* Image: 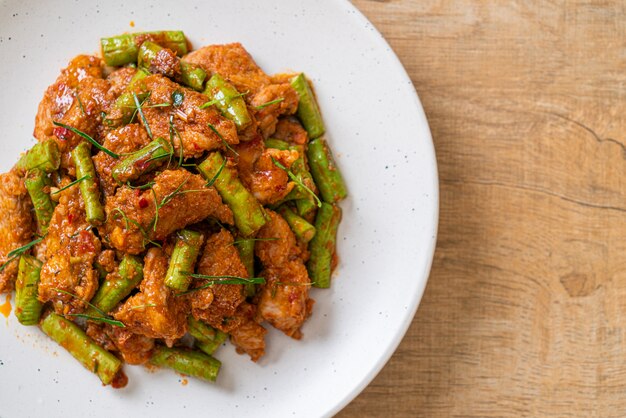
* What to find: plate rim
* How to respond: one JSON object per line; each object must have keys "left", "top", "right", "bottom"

{"left": 327, "top": 1, "right": 439, "bottom": 416}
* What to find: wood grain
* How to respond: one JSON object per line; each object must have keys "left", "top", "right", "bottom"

{"left": 340, "top": 1, "right": 626, "bottom": 416}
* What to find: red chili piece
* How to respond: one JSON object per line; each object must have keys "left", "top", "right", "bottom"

{"left": 53, "top": 126, "right": 71, "bottom": 141}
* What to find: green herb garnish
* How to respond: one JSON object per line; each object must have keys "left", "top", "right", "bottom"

{"left": 53, "top": 121, "right": 120, "bottom": 159}
{"left": 126, "top": 181, "right": 156, "bottom": 190}
{"left": 199, "top": 91, "right": 248, "bottom": 109}
{"left": 151, "top": 188, "right": 159, "bottom": 232}
{"left": 67, "top": 313, "right": 126, "bottom": 328}
{"left": 205, "top": 157, "right": 227, "bottom": 187}
{"left": 52, "top": 175, "right": 91, "bottom": 195}
{"left": 177, "top": 274, "right": 266, "bottom": 296}
{"left": 132, "top": 92, "right": 153, "bottom": 139}
{"left": 0, "top": 236, "right": 45, "bottom": 273}
{"left": 271, "top": 156, "right": 321, "bottom": 207}
{"left": 51, "top": 287, "right": 126, "bottom": 328}
{"left": 76, "top": 92, "right": 86, "bottom": 116}
{"left": 129, "top": 303, "right": 157, "bottom": 310}
{"left": 255, "top": 97, "right": 284, "bottom": 110}
{"left": 172, "top": 90, "right": 185, "bottom": 107}
{"left": 207, "top": 123, "right": 238, "bottom": 156}
{"left": 199, "top": 99, "right": 219, "bottom": 109}
{"left": 230, "top": 238, "right": 279, "bottom": 246}
{"left": 111, "top": 208, "right": 161, "bottom": 248}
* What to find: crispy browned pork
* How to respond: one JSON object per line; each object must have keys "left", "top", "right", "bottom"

{"left": 103, "top": 169, "right": 233, "bottom": 254}
{"left": 38, "top": 186, "right": 102, "bottom": 314}
{"left": 255, "top": 210, "right": 313, "bottom": 339}
{"left": 0, "top": 172, "right": 34, "bottom": 294}
{"left": 114, "top": 248, "right": 188, "bottom": 344}
{"left": 189, "top": 229, "right": 247, "bottom": 331}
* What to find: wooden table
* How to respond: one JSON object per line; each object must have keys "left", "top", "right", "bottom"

{"left": 340, "top": 1, "right": 626, "bottom": 416}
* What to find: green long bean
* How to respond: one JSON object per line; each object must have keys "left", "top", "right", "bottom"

{"left": 150, "top": 346, "right": 221, "bottom": 382}
{"left": 164, "top": 230, "right": 204, "bottom": 292}
{"left": 14, "top": 255, "right": 43, "bottom": 326}
{"left": 40, "top": 313, "right": 123, "bottom": 385}
{"left": 89, "top": 255, "right": 144, "bottom": 315}
{"left": 307, "top": 203, "right": 342, "bottom": 288}
{"left": 198, "top": 152, "right": 267, "bottom": 236}
{"left": 71, "top": 142, "right": 105, "bottom": 225}
{"left": 24, "top": 169, "right": 55, "bottom": 234}
{"left": 101, "top": 31, "right": 188, "bottom": 66}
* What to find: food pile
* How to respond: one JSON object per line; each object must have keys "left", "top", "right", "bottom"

{"left": 0, "top": 30, "right": 346, "bottom": 387}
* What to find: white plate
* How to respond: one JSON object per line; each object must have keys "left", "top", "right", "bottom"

{"left": 0, "top": 1, "right": 438, "bottom": 416}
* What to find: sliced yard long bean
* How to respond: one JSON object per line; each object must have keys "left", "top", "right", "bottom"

{"left": 278, "top": 205, "right": 316, "bottom": 243}
{"left": 15, "top": 140, "right": 60, "bottom": 174}
{"left": 72, "top": 142, "right": 105, "bottom": 225}
{"left": 307, "top": 137, "right": 347, "bottom": 203}
{"left": 180, "top": 61, "right": 207, "bottom": 92}
{"left": 234, "top": 238, "right": 256, "bottom": 297}
{"left": 150, "top": 346, "right": 221, "bottom": 382}
{"left": 307, "top": 202, "right": 342, "bottom": 289}
{"left": 296, "top": 196, "right": 318, "bottom": 221}
{"left": 164, "top": 229, "right": 204, "bottom": 292}
{"left": 24, "top": 169, "right": 55, "bottom": 234}
{"left": 89, "top": 255, "right": 144, "bottom": 315}
{"left": 14, "top": 255, "right": 43, "bottom": 326}
{"left": 101, "top": 31, "right": 188, "bottom": 66}
{"left": 291, "top": 73, "right": 325, "bottom": 139}
{"left": 188, "top": 317, "right": 228, "bottom": 356}
{"left": 112, "top": 69, "right": 149, "bottom": 125}
{"left": 203, "top": 73, "right": 252, "bottom": 131}
{"left": 112, "top": 137, "right": 172, "bottom": 183}
{"left": 198, "top": 152, "right": 267, "bottom": 236}
{"left": 40, "top": 313, "right": 123, "bottom": 385}
{"left": 264, "top": 138, "right": 290, "bottom": 150}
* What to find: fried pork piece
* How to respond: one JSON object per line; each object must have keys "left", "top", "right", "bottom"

{"left": 257, "top": 261, "right": 312, "bottom": 339}
{"left": 183, "top": 43, "right": 298, "bottom": 138}
{"left": 96, "top": 249, "right": 117, "bottom": 276}
{"left": 93, "top": 124, "right": 151, "bottom": 196}
{"left": 33, "top": 56, "right": 115, "bottom": 169}
{"left": 86, "top": 322, "right": 155, "bottom": 365}
{"left": 229, "top": 303, "right": 267, "bottom": 362}
{"left": 54, "top": 77, "right": 114, "bottom": 170}
{"left": 106, "top": 67, "right": 138, "bottom": 97}
{"left": 114, "top": 248, "right": 188, "bottom": 343}
{"left": 135, "top": 75, "right": 238, "bottom": 159}
{"left": 38, "top": 186, "right": 102, "bottom": 313}
{"left": 273, "top": 117, "right": 309, "bottom": 146}
{"left": 0, "top": 172, "right": 34, "bottom": 294}
{"left": 255, "top": 210, "right": 313, "bottom": 339}
{"left": 235, "top": 135, "right": 298, "bottom": 205}
{"left": 34, "top": 55, "right": 103, "bottom": 142}
{"left": 249, "top": 83, "right": 298, "bottom": 138}
{"left": 248, "top": 148, "right": 298, "bottom": 205}
{"left": 256, "top": 210, "right": 300, "bottom": 266}
{"left": 144, "top": 46, "right": 181, "bottom": 79}
{"left": 189, "top": 229, "right": 247, "bottom": 332}
{"left": 103, "top": 169, "right": 233, "bottom": 254}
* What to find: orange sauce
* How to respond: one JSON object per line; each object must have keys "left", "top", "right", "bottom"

{"left": 0, "top": 294, "right": 11, "bottom": 318}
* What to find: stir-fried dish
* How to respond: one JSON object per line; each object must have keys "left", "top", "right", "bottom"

{"left": 0, "top": 31, "right": 347, "bottom": 387}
